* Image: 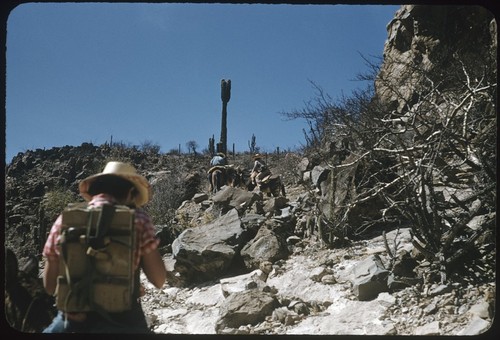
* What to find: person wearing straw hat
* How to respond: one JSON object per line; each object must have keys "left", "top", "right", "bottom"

{"left": 250, "top": 153, "right": 271, "bottom": 186}
{"left": 42, "top": 161, "right": 166, "bottom": 333}
{"left": 210, "top": 152, "right": 227, "bottom": 167}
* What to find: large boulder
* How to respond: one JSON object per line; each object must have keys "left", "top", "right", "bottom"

{"left": 240, "top": 226, "right": 289, "bottom": 270}
{"left": 212, "top": 186, "right": 261, "bottom": 214}
{"left": 351, "top": 255, "right": 390, "bottom": 301}
{"left": 215, "top": 289, "right": 278, "bottom": 333}
{"left": 171, "top": 209, "right": 253, "bottom": 284}
{"left": 262, "top": 196, "right": 289, "bottom": 215}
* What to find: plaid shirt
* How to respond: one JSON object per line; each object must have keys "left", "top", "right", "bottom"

{"left": 42, "top": 193, "right": 159, "bottom": 270}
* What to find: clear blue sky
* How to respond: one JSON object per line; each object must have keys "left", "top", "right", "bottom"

{"left": 5, "top": 2, "right": 401, "bottom": 163}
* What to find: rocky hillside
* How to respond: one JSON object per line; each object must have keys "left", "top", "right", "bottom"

{"left": 5, "top": 143, "right": 204, "bottom": 262}
{"left": 4, "top": 143, "right": 297, "bottom": 265}
{"left": 4, "top": 4, "right": 496, "bottom": 336}
{"left": 4, "top": 142, "right": 495, "bottom": 335}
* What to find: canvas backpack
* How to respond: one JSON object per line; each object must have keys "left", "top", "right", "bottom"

{"left": 55, "top": 202, "right": 138, "bottom": 313}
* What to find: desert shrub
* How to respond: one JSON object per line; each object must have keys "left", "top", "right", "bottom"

{"left": 269, "top": 152, "right": 303, "bottom": 185}
{"left": 146, "top": 172, "right": 186, "bottom": 225}
{"left": 280, "top": 8, "right": 496, "bottom": 283}
{"left": 42, "top": 187, "right": 78, "bottom": 222}
{"left": 140, "top": 140, "right": 161, "bottom": 154}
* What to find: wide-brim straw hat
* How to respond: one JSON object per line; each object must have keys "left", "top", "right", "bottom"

{"left": 252, "top": 153, "right": 263, "bottom": 160}
{"left": 79, "top": 161, "right": 151, "bottom": 207}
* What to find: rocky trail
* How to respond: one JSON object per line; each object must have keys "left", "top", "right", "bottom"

{"left": 4, "top": 146, "right": 495, "bottom": 336}
{"left": 139, "top": 185, "right": 495, "bottom": 336}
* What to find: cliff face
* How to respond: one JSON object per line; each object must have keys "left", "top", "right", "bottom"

{"left": 320, "top": 5, "right": 496, "bottom": 254}
{"left": 376, "top": 5, "right": 496, "bottom": 112}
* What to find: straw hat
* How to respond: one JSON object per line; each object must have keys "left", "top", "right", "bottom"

{"left": 252, "top": 153, "right": 263, "bottom": 160}
{"left": 79, "top": 161, "right": 151, "bottom": 207}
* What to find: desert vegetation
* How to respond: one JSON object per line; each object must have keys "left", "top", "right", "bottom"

{"left": 279, "top": 5, "right": 496, "bottom": 283}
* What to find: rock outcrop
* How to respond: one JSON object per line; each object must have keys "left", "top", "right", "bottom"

{"left": 377, "top": 5, "right": 496, "bottom": 112}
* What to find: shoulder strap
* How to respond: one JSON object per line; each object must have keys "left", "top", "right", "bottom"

{"left": 87, "top": 204, "right": 116, "bottom": 250}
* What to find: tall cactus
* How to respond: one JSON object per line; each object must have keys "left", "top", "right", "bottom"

{"left": 208, "top": 135, "right": 215, "bottom": 156}
{"left": 220, "top": 79, "right": 231, "bottom": 154}
{"left": 248, "top": 133, "right": 257, "bottom": 154}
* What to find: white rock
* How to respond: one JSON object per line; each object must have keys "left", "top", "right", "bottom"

{"left": 467, "top": 301, "right": 491, "bottom": 319}
{"left": 458, "top": 318, "right": 491, "bottom": 335}
{"left": 414, "top": 321, "right": 440, "bottom": 335}
{"left": 377, "top": 292, "right": 396, "bottom": 307}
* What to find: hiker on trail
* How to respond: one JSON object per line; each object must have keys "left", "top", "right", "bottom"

{"left": 210, "top": 152, "right": 227, "bottom": 167}
{"left": 250, "top": 153, "right": 271, "bottom": 186}
{"left": 42, "top": 161, "right": 166, "bottom": 333}
{"left": 208, "top": 152, "right": 228, "bottom": 192}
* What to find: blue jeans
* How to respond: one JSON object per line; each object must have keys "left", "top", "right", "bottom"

{"left": 43, "top": 304, "right": 152, "bottom": 334}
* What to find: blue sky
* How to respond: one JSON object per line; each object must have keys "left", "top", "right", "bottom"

{"left": 5, "top": 2, "right": 401, "bottom": 163}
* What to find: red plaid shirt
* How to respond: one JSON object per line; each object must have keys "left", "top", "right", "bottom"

{"left": 43, "top": 193, "right": 159, "bottom": 270}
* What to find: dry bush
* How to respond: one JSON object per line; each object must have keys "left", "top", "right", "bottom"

{"left": 146, "top": 172, "right": 186, "bottom": 225}
{"left": 268, "top": 152, "right": 303, "bottom": 185}
{"left": 41, "top": 187, "right": 78, "bottom": 223}
{"left": 278, "top": 7, "right": 496, "bottom": 284}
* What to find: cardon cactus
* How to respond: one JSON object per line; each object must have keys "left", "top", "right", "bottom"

{"left": 220, "top": 79, "right": 231, "bottom": 154}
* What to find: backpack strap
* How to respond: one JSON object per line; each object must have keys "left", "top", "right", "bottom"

{"left": 60, "top": 202, "right": 89, "bottom": 289}
{"left": 87, "top": 204, "right": 116, "bottom": 250}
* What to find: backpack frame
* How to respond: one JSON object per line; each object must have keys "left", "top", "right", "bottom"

{"left": 55, "top": 202, "right": 138, "bottom": 313}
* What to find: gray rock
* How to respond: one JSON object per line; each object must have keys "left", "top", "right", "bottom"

{"left": 310, "top": 165, "right": 330, "bottom": 189}
{"left": 309, "top": 267, "right": 332, "bottom": 282}
{"left": 215, "top": 290, "right": 278, "bottom": 333}
{"left": 351, "top": 255, "right": 389, "bottom": 301}
{"left": 241, "top": 226, "right": 289, "bottom": 270}
{"left": 263, "top": 196, "right": 289, "bottom": 214}
{"left": 220, "top": 269, "right": 269, "bottom": 297}
{"left": 171, "top": 209, "right": 250, "bottom": 283}
{"left": 192, "top": 192, "right": 208, "bottom": 203}
{"left": 297, "top": 157, "right": 312, "bottom": 174}
{"left": 321, "top": 274, "right": 337, "bottom": 285}
{"left": 428, "top": 284, "right": 451, "bottom": 297}
{"left": 423, "top": 302, "right": 437, "bottom": 315}
{"left": 212, "top": 186, "right": 261, "bottom": 213}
